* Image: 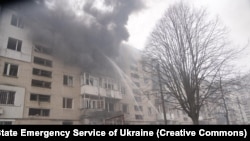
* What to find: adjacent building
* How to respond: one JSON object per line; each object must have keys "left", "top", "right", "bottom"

{"left": 0, "top": 5, "right": 248, "bottom": 125}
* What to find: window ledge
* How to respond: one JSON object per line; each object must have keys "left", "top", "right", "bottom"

{"left": 3, "top": 75, "right": 18, "bottom": 78}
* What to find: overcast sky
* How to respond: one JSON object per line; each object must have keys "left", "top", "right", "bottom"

{"left": 126, "top": 0, "right": 250, "bottom": 73}
{"left": 10, "top": 0, "right": 250, "bottom": 73}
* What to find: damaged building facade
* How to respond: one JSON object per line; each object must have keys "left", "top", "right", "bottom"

{"left": 0, "top": 6, "right": 161, "bottom": 125}
{"left": 1, "top": 4, "right": 245, "bottom": 125}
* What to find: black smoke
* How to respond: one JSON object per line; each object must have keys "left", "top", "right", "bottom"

{"left": 4, "top": 0, "right": 144, "bottom": 75}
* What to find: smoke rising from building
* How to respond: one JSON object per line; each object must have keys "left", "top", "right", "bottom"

{"left": 4, "top": 0, "right": 144, "bottom": 75}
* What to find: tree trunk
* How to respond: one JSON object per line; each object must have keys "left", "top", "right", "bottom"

{"left": 190, "top": 114, "right": 199, "bottom": 125}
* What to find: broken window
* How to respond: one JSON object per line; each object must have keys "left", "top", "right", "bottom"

{"left": 30, "top": 93, "right": 50, "bottom": 102}
{"left": 28, "top": 108, "right": 50, "bottom": 117}
{"left": 34, "top": 45, "right": 52, "bottom": 55}
{"left": 63, "top": 75, "right": 73, "bottom": 86}
{"left": 3, "top": 63, "right": 18, "bottom": 77}
{"left": 33, "top": 56, "right": 52, "bottom": 67}
{"left": 63, "top": 97, "right": 73, "bottom": 109}
{"left": 32, "top": 68, "right": 52, "bottom": 78}
{"left": 10, "top": 14, "right": 23, "bottom": 28}
{"left": 0, "top": 90, "right": 15, "bottom": 105}
{"left": 7, "top": 37, "right": 22, "bottom": 51}
{"left": 31, "top": 79, "right": 51, "bottom": 88}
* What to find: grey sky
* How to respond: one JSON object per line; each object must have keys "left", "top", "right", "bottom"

{"left": 126, "top": 0, "right": 250, "bottom": 73}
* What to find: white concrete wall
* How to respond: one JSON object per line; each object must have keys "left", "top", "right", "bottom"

{"left": 0, "top": 85, "right": 25, "bottom": 119}
{"left": 0, "top": 8, "right": 32, "bottom": 62}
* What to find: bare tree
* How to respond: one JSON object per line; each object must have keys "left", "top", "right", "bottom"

{"left": 142, "top": 2, "right": 243, "bottom": 124}
{"left": 213, "top": 73, "right": 250, "bottom": 124}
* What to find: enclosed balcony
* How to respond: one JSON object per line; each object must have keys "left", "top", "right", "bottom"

{"left": 80, "top": 72, "right": 122, "bottom": 99}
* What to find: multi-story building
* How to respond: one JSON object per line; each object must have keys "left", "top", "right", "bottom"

{"left": 2, "top": 4, "right": 246, "bottom": 125}
{"left": 0, "top": 5, "right": 159, "bottom": 125}
{"left": 0, "top": 6, "right": 81, "bottom": 124}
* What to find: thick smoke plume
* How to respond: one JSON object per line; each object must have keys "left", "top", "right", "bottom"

{"left": 5, "top": 0, "right": 144, "bottom": 75}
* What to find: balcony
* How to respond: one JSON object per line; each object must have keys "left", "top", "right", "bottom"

{"left": 81, "top": 85, "right": 122, "bottom": 99}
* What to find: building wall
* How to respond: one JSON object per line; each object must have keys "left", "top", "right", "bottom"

{"left": 0, "top": 85, "right": 25, "bottom": 120}
{"left": 0, "top": 7, "right": 81, "bottom": 124}
{"left": 0, "top": 8, "right": 32, "bottom": 62}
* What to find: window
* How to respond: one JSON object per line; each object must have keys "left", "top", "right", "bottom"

{"left": 0, "top": 121, "right": 12, "bottom": 125}
{"left": 34, "top": 45, "right": 52, "bottom": 55}
{"left": 105, "top": 102, "right": 114, "bottom": 112}
{"left": 33, "top": 56, "right": 52, "bottom": 67}
{"left": 63, "top": 75, "right": 73, "bottom": 86}
{"left": 134, "top": 105, "right": 143, "bottom": 111}
{"left": 135, "top": 114, "right": 143, "bottom": 120}
{"left": 122, "top": 104, "right": 128, "bottom": 113}
{"left": 3, "top": 63, "right": 18, "bottom": 77}
{"left": 28, "top": 108, "right": 50, "bottom": 117}
{"left": 120, "top": 87, "right": 126, "bottom": 95}
{"left": 30, "top": 93, "right": 50, "bottom": 102}
{"left": 7, "top": 37, "right": 22, "bottom": 51}
{"left": 31, "top": 79, "right": 51, "bottom": 88}
{"left": 33, "top": 68, "right": 52, "bottom": 78}
{"left": 11, "top": 14, "right": 23, "bottom": 28}
{"left": 63, "top": 98, "right": 73, "bottom": 109}
{"left": 82, "top": 98, "right": 104, "bottom": 109}
{"left": 134, "top": 96, "right": 142, "bottom": 102}
{"left": 0, "top": 90, "right": 15, "bottom": 105}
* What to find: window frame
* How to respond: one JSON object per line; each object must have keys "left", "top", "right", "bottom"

{"left": 63, "top": 97, "right": 73, "bottom": 109}
{"left": 63, "top": 75, "right": 73, "bottom": 86}
{"left": 28, "top": 108, "right": 50, "bottom": 117}
{"left": 33, "top": 56, "right": 52, "bottom": 67}
{"left": 10, "top": 14, "right": 23, "bottom": 28}
{"left": 32, "top": 68, "right": 52, "bottom": 78}
{"left": 0, "top": 90, "right": 15, "bottom": 105}
{"left": 30, "top": 93, "right": 50, "bottom": 102}
{"left": 3, "top": 62, "right": 18, "bottom": 77}
{"left": 7, "top": 37, "right": 22, "bottom": 51}
{"left": 31, "top": 79, "right": 51, "bottom": 89}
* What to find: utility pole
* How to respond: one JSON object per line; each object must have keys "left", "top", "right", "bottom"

{"left": 156, "top": 63, "right": 167, "bottom": 125}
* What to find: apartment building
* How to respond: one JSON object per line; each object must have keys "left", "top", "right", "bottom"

{"left": 79, "top": 46, "right": 159, "bottom": 124}
{"left": 0, "top": 6, "right": 160, "bottom": 125}
{"left": 0, "top": 6, "right": 81, "bottom": 124}
{"left": 1, "top": 4, "right": 238, "bottom": 125}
